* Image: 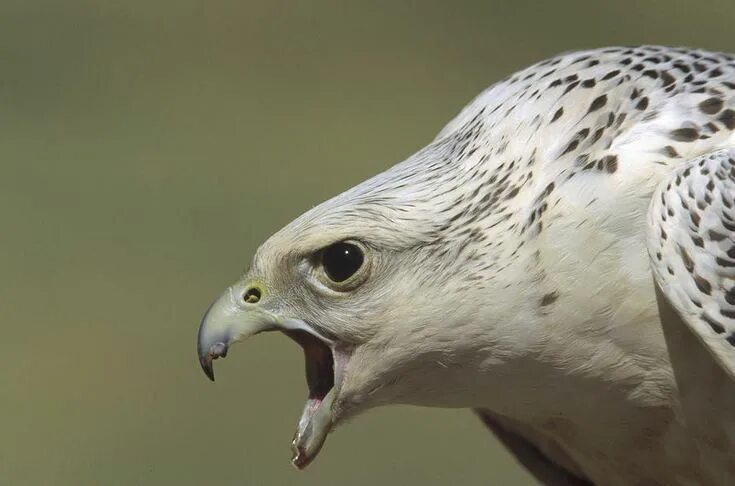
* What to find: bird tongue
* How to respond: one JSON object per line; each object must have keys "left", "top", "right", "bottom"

{"left": 291, "top": 387, "right": 336, "bottom": 469}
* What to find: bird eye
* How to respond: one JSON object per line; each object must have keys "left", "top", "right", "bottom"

{"left": 321, "top": 241, "right": 365, "bottom": 283}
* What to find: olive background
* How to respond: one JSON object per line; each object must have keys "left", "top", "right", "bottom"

{"left": 3, "top": 1, "right": 735, "bottom": 484}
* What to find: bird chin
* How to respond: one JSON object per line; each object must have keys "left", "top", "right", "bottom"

{"left": 283, "top": 329, "right": 349, "bottom": 469}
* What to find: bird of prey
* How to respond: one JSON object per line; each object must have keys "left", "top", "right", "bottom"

{"left": 198, "top": 46, "right": 735, "bottom": 485}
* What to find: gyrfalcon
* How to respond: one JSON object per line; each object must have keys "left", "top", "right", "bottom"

{"left": 198, "top": 46, "right": 735, "bottom": 485}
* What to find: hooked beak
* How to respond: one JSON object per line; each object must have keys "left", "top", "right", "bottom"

{"left": 197, "top": 288, "right": 279, "bottom": 382}
{"left": 197, "top": 286, "right": 343, "bottom": 469}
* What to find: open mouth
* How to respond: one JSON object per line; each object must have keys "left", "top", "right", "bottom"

{"left": 283, "top": 329, "right": 336, "bottom": 469}
{"left": 282, "top": 329, "right": 342, "bottom": 469}
{"left": 197, "top": 290, "right": 348, "bottom": 469}
{"left": 284, "top": 329, "right": 334, "bottom": 417}
{"left": 200, "top": 327, "right": 342, "bottom": 468}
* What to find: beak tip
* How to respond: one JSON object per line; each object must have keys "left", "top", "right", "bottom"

{"left": 204, "top": 368, "right": 216, "bottom": 382}
{"left": 291, "top": 449, "right": 308, "bottom": 470}
{"left": 199, "top": 355, "right": 216, "bottom": 382}
{"left": 197, "top": 339, "right": 229, "bottom": 382}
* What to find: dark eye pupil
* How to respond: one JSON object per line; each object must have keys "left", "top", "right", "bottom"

{"left": 322, "top": 242, "right": 364, "bottom": 282}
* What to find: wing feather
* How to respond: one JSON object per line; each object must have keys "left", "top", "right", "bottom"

{"left": 648, "top": 147, "right": 735, "bottom": 379}
{"left": 647, "top": 147, "right": 735, "bottom": 482}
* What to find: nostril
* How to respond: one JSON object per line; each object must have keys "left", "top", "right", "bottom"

{"left": 242, "top": 286, "right": 262, "bottom": 304}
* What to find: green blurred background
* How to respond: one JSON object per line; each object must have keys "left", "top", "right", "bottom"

{"left": 3, "top": 1, "right": 735, "bottom": 484}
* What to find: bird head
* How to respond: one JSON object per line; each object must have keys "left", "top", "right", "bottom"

{"left": 198, "top": 135, "right": 517, "bottom": 468}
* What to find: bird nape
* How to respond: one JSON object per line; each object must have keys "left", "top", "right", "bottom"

{"left": 198, "top": 46, "right": 735, "bottom": 485}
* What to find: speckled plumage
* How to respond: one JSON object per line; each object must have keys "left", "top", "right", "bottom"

{"left": 201, "top": 46, "right": 735, "bottom": 485}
